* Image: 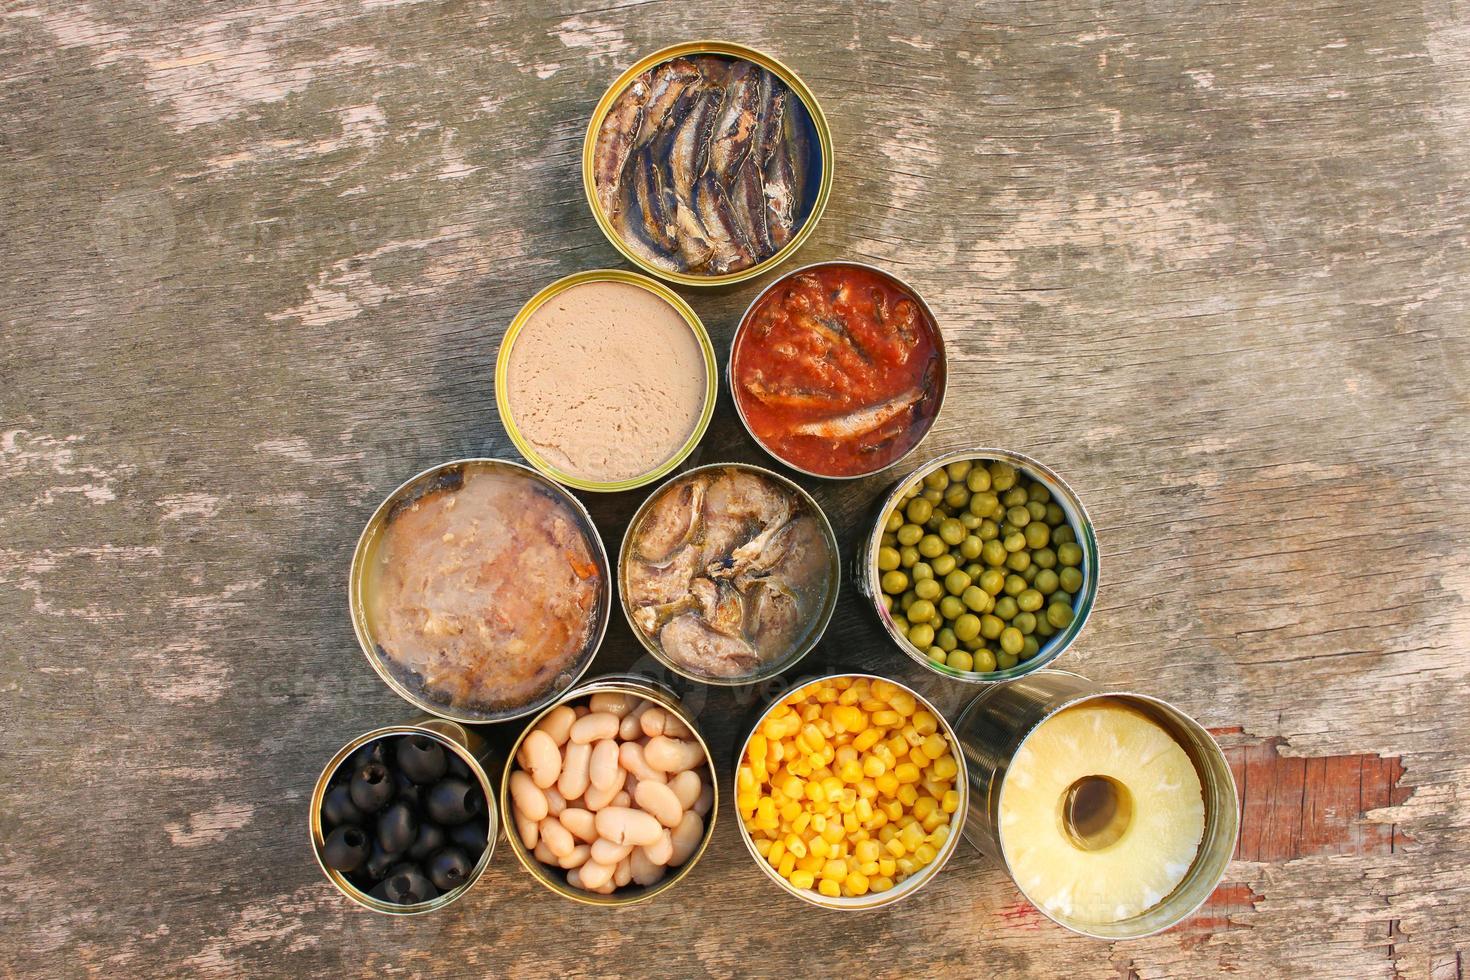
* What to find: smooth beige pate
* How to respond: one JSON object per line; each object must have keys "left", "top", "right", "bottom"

{"left": 506, "top": 281, "right": 707, "bottom": 483}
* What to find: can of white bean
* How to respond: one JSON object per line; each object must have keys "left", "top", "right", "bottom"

{"left": 499, "top": 674, "right": 719, "bottom": 906}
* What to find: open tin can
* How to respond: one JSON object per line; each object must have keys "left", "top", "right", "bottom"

{"left": 581, "top": 41, "right": 833, "bottom": 287}
{"left": 855, "top": 448, "right": 1099, "bottom": 683}
{"left": 617, "top": 461, "right": 841, "bottom": 686}
{"left": 733, "top": 672, "right": 970, "bottom": 910}
{"left": 494, "top": 269, "right": 718, "bottom": 493}
{"left": 309, "top": 718, "right": 499, "bottom": 915}
{"left": 500, "top": 674, "right": 719, "bottom": 906}
{"left": 349, "top": 458, "right": 611, "bottom": 723}
{"left": 955, "top": 670, "right": 1239, "bottom": 939}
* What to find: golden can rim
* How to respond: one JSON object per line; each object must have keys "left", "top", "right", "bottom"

{"left": 860, "top": 447, "right": 1101, "bottom": 685}
{"left": 580, "top": 40, "right": 835, "bottom": 288}
{"left": 348, "top": 457, "right": 612, "bottom": 723}
{"left": 499, "top": 676, "right": 720, "bottom": 906}
{"left": 309, "top": 722, "right": 499, "bottom": 915}
{"left": 494, "top": 269, "right": 719, "bottom": 492}
{"left": 727, "top": 260, "right": 949, "bottom": 481}
{"left": 615, "top": 460, "right": 842, "bottom": 687}
{"left": 732, "top": 671, "right": 971, "bottom": 910}
{"left": 955, "top": 680, "right": 1241, "bottom": 940}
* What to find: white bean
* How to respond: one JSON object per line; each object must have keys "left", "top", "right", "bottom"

{"left": 630, "top": 846, "right": 666, "bottom": 886}
{"left": 533, "top": 839, "right": 558, "bottom": 865}
{"left": 582, "top": 766, "right": 625, "bottom": 811}
{"left": 639, "top": 706, "right": 667, "bottom": 738}
{"left": 643, "top": 736, "right": 705, "bottom": 774}
{"left": 533, "top": 705, "right": 577, "bottom": 748}
{"left": 594, "top": 806, "right": 664, "bottom": 847}
{"left": 663, "top": 714, "right": 693, "bottom": 739}
{"left": 668, "top": 770, "right": 702, "bottom": 810}
{"left": 515, "top": 811, "right": 539, "bottom": 849}
{"left": 558, "top": 807, "right": 597, "bottom": 844}
{"left": 614, "top": 855, "right": 633, "bottom": 888}
{"left": 611, "top": 790, "right": 630, "bottom": 808}
{"left": 669, "top": 811, "right": 703, "bottom": 866}
{"left": 556, "top": 843, "right": 590, "bottom": 869}
{"left": 570, "top": 711, "right": 619, "bottom": 744}
{"left": 619, "top": 701, "right": 651, "bottom": 740}
{"left": 591, "top": 837, "right": 633, "bottom": 865}
{"left": 640, "top": 829, "right": 673, "bottom": 866}
{"left": 589, "top": 738, "right": 621, "bottom": 791}
{"left": 578, "top": 859, "right": 615, "bottom": 889}
{"left": 510, "top": 770, "right": 548, "bottom": 822}
{"left": 539, "top": 816, "right": 575, "bottom": 858}
{"left": 618, "top": 741, "right": 666, "bottom": 784}
{"left": 522, "top": 730, "right": 562, "bottom": 789}
{"left": 557, "top": 741, "right": 591, "bottom": 801}
{"left": 543, "top": 785, "right": 567, "bottom": 817}
{"left": 693, "top": 782, "right": 714, "bottom": 817}
{"left": 589, "top": 691, "right": 635, "bottom": 718}
{"left": 565, "top": 866, "right": 583, "bottom": 890}
{"left": 635, "top": 780, "right": 684, "bottom": 829}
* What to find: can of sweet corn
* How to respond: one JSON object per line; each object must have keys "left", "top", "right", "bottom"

{"left": 954, "top": 670, "right": 1238, "bottom": 939}
{"left": 732, "top": 672, "right": 969, "bottom": 910}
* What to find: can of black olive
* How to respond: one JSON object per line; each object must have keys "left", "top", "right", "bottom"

{"left": 582, "top": 41, "right": 833, "bottom": 287}
{"left": 500, "top": 674, "right": 718, "bottom": 907}
{"left": 955, "top": 670, "right": 1239, "bottom": 939}
{"left": 309, "top": 718, "right": 499, "bottom": 915}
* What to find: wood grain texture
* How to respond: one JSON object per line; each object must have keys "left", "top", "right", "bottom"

{"left": 2, "top": 0, "right": 1467, "bottom": 976}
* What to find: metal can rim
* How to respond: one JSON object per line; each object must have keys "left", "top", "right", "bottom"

{"left": 580, "top": 40, "right": 834, "bottom": 288}
{"left": 726, "top": 259, "right": 948, "bottom": 481}
{"left": 860, "top": 447, "right": 1101, "bottom": 685}
{"left": 615, "top": 460, "right": 842, "bottom": 686}
{"left": 498, "top": 676, "right": 720, "bottom": 906}
{"left": 308, "top": 722, "right": 499, "bottom": 915}
{"left": 494, "top": 268, "right": 719, "bottom": 493}
{"left": 732, "top": 671, "right": 971, "bottom": 910}
{"left": 348, "top": 457, "right": 612, "bottom": 723}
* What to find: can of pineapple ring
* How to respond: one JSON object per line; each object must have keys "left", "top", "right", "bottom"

{"left": 954, "top": 670, "right": 1239, "bottom": 940}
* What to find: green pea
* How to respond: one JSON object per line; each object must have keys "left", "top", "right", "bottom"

{"left": 937, "top": 518, "right": 965, "bottom": 546}
{"left": 944, "top": 485, "right": 971, "bottom": 510}
{"left": 968, "top": 492, "right": 1000, "bottom": 519}
{"left": 881, "top": 570, "right": 909, "bottom": 594}
{"left": 896, "top": 523, "right": 924, "bottom": 546}
{"left": 880, "top": 593, "right": 893, "bottom": 612}
{"left": 979, "top": 568, "right": 1007, "bottom": 595}
{"left": 979, "top": 614, "right": 1005, "bottom": 640}
{"left": 1046, "top": 602, "right": 1074, "bottom": 629}
{"left": 902, "top": 481, "right": 923, "bottom": 500}
{"left": 1021, "top": 635, "right": 1040, "bottom": 660}
{"left": 1053, "top": 525, "right": 1076, "bottom": 545}
{"left": 1013, "top": 611, "right": 1037, "bottom": 635}
{"left": 998, "top": 489, "right": 1024, "bottom": 510}
{"left": 922, "top": 487, "right": 944, "bottom": 505}
{"left": 1028, "top": 482, "right": 1051, "bottom": 503}
{"left": 932, "top": 554, "right": 958, "bottom": 577}
{"left": 1026, "top": 500, "right": 1047, "bottom": 522}
{"left": 939, "top": 595, "right": 965, "bottom": 620}
{"left": 1033, "top": 547, "right": 1056, "bottom": 570}
{"left": 988, "top": 462, "right": 1017, "bottom": 491}
{"left": 953, "top": 613, "right": 982, "bottom": 642}
{"left": 1005, "top": 550, "right": 1031, "bottom": 573}
{"left": 926, "top": 647, "right": 948, "bottom": 666}
{"left": 960, "top": 512, "right": 981, "bottom": 530}
{"left": 905, "top": 498, "right": 933, "bottom": 524}
{"left": 1005, "top": 505, "right": 1031, "bottom": 528}
{"left": 914, "top": 534, "right": 941, "bottom": 559}
{"left": 1045, "top": 503, "right": 1066, "bottom": 526}
{"left": 921, "top": 468, "right": 946, "bottom": 489}
{"left": 994, "top": 596, "right": 1019, "bottom": 620}
{"left": 926, "top": 513, "right": 944, "bottom": 531}
{"left": 915, "top": 578, "right": 943, "bottom": 602}
{"left": 907, "top": 599, "right": 936, "bottom": 623}
{"left": 958, "top": 535, "right": 983, "bottom": 560}
{"left": 962, "top": 585, "right": 989, "bottom": 612}
{"left": 1024, "top": 522, "right": 1050, "bottom": 549}
{"left": 877, "top": 546, "right": 901, "bottom": 572}
{"left": 947, "top": 649, "right": 974, "bottom": 672}
{"left": 880, "top": 533, "right": 897, "bottom": 550}
{"left": 892, "top": 614, "right": 909, "bottom": 632}
{"left": 1003, "top": 574, "right": 1027, "bottom": 597}
{"left": 966, "top": 468, "right": 992, "bottom": 492}
{"left": 1016, "top": 588, "right": 1044, "bottom": 613}
{"left": 936, "top": 628, "right": 958, "bottom": 652}
{"left": 945, "top": 570, "right": 972, "bottom": 595}
{"left": 972, "top": 648, "right": 998, "bottom": 672}
{"left": 1058, "top": 542, "right": 1082, "bottom": 567}
{"left": 981, "top": 540, "right": 1008, "bottom": 566}
{"left": 885, "top": 510, "right": 904, "bottom": 533}
{"left": 1058, "top": 566, "right": 1083, "bottom": 593}
{"left": 912, "top": 562, "right": 935, "bottom": 583}
{"left": 997, "top": 651, "right": 1019, "bottom": 669}
{"left": 1002, "top": 532, "right": 1026, "bottom": 553}
{"left": 977, "top": 518, "right": 1000, "bottom": 541}
{"left": 1035, "top": 569, "right": 1060, "bottom": 595}
{"left": 999, "top": 627, "right": 1024, "bottom": 655}
{"left": 907, "top": 623, "right": 935, "bottom": 649}
{"left": 946, "top": 459, "right": 973, "bottom": 481}
{"left": 1034, "top": 616, "right": 1055, "bottom": 638}
{"left": 963, "top": 563, "right": 984, "bottom": 580}
{"left": 899, "top": 590, "right": 915, "bottom": 611}
{"left": 1021, "top": 564, "right": 1039, "bottom": 584}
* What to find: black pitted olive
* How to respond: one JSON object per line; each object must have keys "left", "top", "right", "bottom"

{"left": 448, "top": 819, "right": 488, "bottom": 855}
{"left": 396, "top": 734, "right": 448, "bottom": 784}
{"left": 445, "top": 751, "right": 471, "bottom": 780}
{"left": 393, "top": 768, "right": 422, "bottom": 809}
{"left": 377, "top": 802, "right": 417, "bottom": 854}
{"left": 427, "top": 778, "right": 480, "bottom": 826}
{"left": 427, "top": 846, "right": 473, "bottom": 892}
{"left": 408, "top": 821, "right": 446, "bottom": 860}
{"left": 362, "top": 839, "right": 397, "bottom": 881}
{"left": 349, "top": 761, "right": 395, "bottom": 813}
{"left": 383, "top": 864, "right": 438, "bottom": 905}
{"left": 350, "top": 738, "right": 388, "bottom": 771}
{"left": 322, "top": 825, "right": 370, "bottom": 872}
{"left": 320, "top": 784, "right": 365, "bottom": 828}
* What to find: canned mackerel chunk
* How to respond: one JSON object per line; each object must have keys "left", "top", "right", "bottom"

{"left": 583, "top": 42, "right": 832, "bottom": 287}
{"left": 955, "top": 670, "right": 1239, "bottom": 939}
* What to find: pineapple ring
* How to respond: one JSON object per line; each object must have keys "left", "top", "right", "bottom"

{"left": 998, "top": 701, "right": 1205, "bottom": 925}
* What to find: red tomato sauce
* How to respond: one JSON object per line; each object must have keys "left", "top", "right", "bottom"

{"left": 731, "top": 264, "right": 944, "bottom": 477}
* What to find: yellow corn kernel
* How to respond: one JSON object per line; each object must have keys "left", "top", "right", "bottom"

{"left": 928, "top": 824, "right": 951, "bottom": 847}
{"left": 755, "top": 837, "right": 773, "bottom": 857}
{"left": 866, "top": 810, "right": 888, "bottom": 832}
{"left": 884, "top": 836, "right": 906, "bottom": 858}
{"left": 856, "top": 780, "right": 879, "bottom": 802}
{"left": 921, "top": 811, "right": 947, "bottom": 833}
{"left": 817, "top": 878, "right": 841, "bottom": 898}
{"left": 833, "top": 705, "right": 867, "bottom": 732}
{"left": 778, "top": 774, "right": 802, "bottom": 799}
{"left": 796, "top": 853, "right": 821, "bottom": 874}
{"left": 760, "top": 716, "right": 786, "bottom": 740}
{"left": 788, "top": 758, "right": 812, "bottom": 778}
{"left": 855, "top": 798, "right": 874, "bottom": 823}
{"left": 844, "top": 872, "right": 870, "bottom": 896}
{"left": 842, "top": 812, "right": 859, "bottom": 834}
{"left": 815, "top": 685, "right": 838, "bottom": 704}
{"left": 860, "top": 754, "right": 886, "bottom": 779}
{"left": 790, "top": 869, "right": 815, "bottom": 890}
{"left": 838, "top": 759, "right": 863, "bottom": 784}
{"left": 913, "top": 709, "right": 938, "bottom": 735}
{"left": 921, "top": 777, "right": 950, "bottom": 801}
{"left": 896, "top": 814, "right": 916, "bottom": 831}
{"left": 822, "top": 777, "right": 844, "bottom": 801}
{"left": 894, "top": 762, "right": 922, "bottom": 784}
{"left": 768, "top": 839, "right": 786, "bottom": 864}
{"left": 871, "top": 679, "right": 898, "bottom": 699}
{"left": 750, "top": 756, "right": 768, "bottom": 783}
{"left": 900, "top": 725, "right": 924, "bottom": 748}
{"left": 885, "top": 735, "right": 909, "bottom": 758}
{"left": 780, "top": 799, "right": 803, "bottom": 823}
{"left": 881, "top": 799, "right": 904, "bottom": 822}
{"left": 756, "top": 797, "right": 776, "bottom": 822}
{"left": 878, "top": 823, "right": 898, "bottom": 843}
{"left": 920, "top": 733, "right": 947, "bottom": 760}
{"left": 852, "top": 728, "right": 883, "bottom": 752}
{"left": 834, "top": 744, "right": 858, "bottom": 766}
{"left": 809, "top": 835, "right": 832, "bottom": 859}
{"left": 785, "top": 834, "right": 808, "bottom": 858}
{"left": 888, "top": 691, "right": 917, "bottom": 716}
{"left": 896, "top": 856, "right": 918, "bottom": 876}
{"left": 821, "top": 858, "right": 848, "bottom": 881}
{"left": 931, "top": 754, "right": 959, "bottom": 781}
{"left": 778, "top": 852, "right": 797, "bottom": 878}
{"left": 748, "top": 732, "right": 768, "bottom": 762}
{"left": 857, "top": 860, "right": 880, "bottom": 877}
{"left": 878, "top": 856, "right": 897, "bottom": 877}
{"left": 737, "top": 791, "right": 759, "bottom": 813}
{"left": 899, "top": 822, "right": 925, "bottom": 852}
{"left": 737, "top": 765, "right": 757, "bottom": 792}
{"left": 855, "top": 839, "right": 881, "bottom": 864}
{"left": 875, "top": 773, "right": 899, "bottom": 798}
{"left": 800, "top": 703, "right": 821, "bottom": 723}
{"left": 821, "top": 822, "right": 845, "bottom": 845}
{"left": 914, "top": 843, "right": 937, "bottom": 866}
{"left": 871, "top": 709, "right": 901, "bottom": 728}
{"left": 870, "top": 875, "right": 894, "bottom": 893}
{"left": 913, "top": 796, "right": 938, "bottom": 822}
{"left": 941, "top": 789, "right": 960, "bottom": 814}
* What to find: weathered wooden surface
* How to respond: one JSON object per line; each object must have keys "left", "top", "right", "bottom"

{"left": 2, "top": 0, "right": 1468, "bottom": 976}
